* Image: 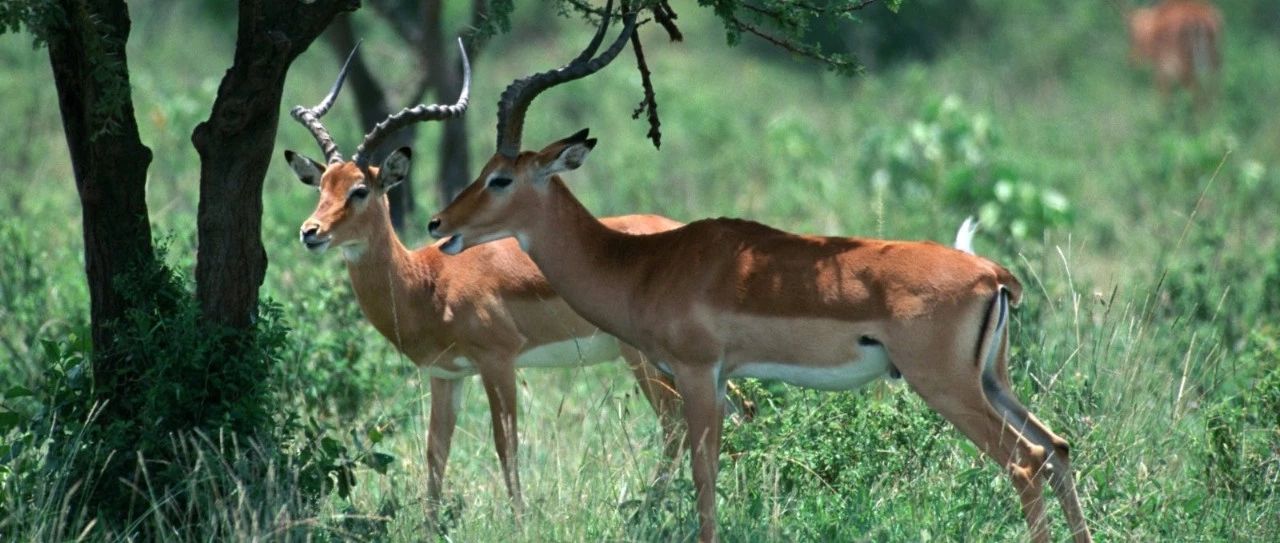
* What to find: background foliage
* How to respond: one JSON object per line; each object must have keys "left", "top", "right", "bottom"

{"left": 2, "top": 0, "right": 1279, "bottom": 540}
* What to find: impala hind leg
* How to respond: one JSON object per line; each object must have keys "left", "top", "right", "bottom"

{"left": 982, "top": 365, "right": 1092, "bottom": 540}
{"left": 477, "top": 360, "right": 524, "bottom": 516}
{"left": 906, "top": 377, "right": 1054, "bottom": 543}
{"left": 981, "top": 300, "right": 1092, "bottom": 542}
{"left": 621, "top": 346, "right": 686, "bottom": 481}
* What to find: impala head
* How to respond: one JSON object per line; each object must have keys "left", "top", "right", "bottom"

{"left": 289, "top": 148, "right": 413, "bottom": 253}
{"left": 428, "top": 0, "right": 635, "bottom": 255}
{"left": 284, "top": 39, "right": 471, "bottom": 253}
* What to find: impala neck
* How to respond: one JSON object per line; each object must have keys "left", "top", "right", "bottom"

{"left": 522, "top": 179, "right": 638, "bottom": 338}
{"left": 343, "top": 198, "right": 437, "bottom": 337}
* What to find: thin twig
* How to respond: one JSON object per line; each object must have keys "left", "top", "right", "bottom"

{"left": 730, "top": 14, "right": 851, "bottom": 70}
{"left": 630, "top": 31, "right": 661, "bottom": 148}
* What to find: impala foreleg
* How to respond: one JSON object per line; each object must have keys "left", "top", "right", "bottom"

{"left": 426, "top": 377, "right": 465, "bottom": 524}
{"left": 672, "top": 362, "right": 726, "bottom": 543}
{"left": 478, "top": 360, "right": 524, "bottom": 514}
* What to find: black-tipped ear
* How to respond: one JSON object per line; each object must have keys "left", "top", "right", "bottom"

{"left": 378, "top": 147, "right": 412, "bottom": 192}
{"left": 564, "top": 128, "right": 591, "bottom": 143}
{"left": 585, "top": 138, "right": 598, "bottom": 150}
{"left": 285, "top": 150, "right": 325, "bottom": 188}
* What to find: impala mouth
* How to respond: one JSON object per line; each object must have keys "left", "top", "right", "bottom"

{"left": 302, "top": 236, "right": 332, "bottom": 253}
{"left": 440, "top": 234, "right": 464, "bottom": 255}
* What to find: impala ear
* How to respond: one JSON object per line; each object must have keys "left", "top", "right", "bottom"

{"left": 378, "top": 147, "right": 412, "bottom": 192}
{"left": 538, "top": 129, "right": 597, "bottom": 179}
{"left": 284, "top": 150, "right": 325, "bottom": 188}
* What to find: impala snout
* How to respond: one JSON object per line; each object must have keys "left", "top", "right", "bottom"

{"left": 427, "top": 216, "right": 466, "bottom": 255}
{"left": 300, "top": 221, "right": 332, "bottom": 253}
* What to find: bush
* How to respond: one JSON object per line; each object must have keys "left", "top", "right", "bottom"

{"left": 858, "top": 94, "right": 1072, "bottom": 249}
{"left": 0, "top": 244, "right": 396, "bottom": 539}
{"left": 1202, "top": 331, "right": 1280, "bottom": 500}
{"left": 720, "top": 381, "right": 950, "bottom": 538}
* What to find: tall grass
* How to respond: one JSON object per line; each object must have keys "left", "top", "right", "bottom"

{"left": 2, "top": 1, "right": 1278, "bottom": 540}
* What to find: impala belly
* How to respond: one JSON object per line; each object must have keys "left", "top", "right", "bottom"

{"left": 722, "top": 314, "right": 892, "bottom": 391}
{"left": 418, "top": 334, "right": 620, "bottom": 379}
{"left": 515, "top": 333, "right": 621, "bottom": 368}
{"left": 731, "top": 355, "right": 889, "bottom": 391}
{"left": 418, "top": 334, "right": 621, "bottom": 380}
{"left": 421, "top": 358, "right": 476, "bottom": 379}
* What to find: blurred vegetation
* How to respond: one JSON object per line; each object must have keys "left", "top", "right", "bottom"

{"left": 2, "top": 0, "right": 1280, "bottom": 541}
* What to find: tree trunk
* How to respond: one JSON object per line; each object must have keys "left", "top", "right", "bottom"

{"left": 45, "top": 0, "right": 154, "bottom": 396}
{"left": 324, "top": 13, "right": 418, "bottom": 230}
{"left": 191, "top": 0, "right": 357, "bottom": 330}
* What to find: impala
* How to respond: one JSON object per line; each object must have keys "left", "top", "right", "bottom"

{"left": 283, "top": 40, "right": 697, "bottom": 519}
{"left": 1128, "top": 0, "right": 1222, "bottom": 99}
{"left": 427, "top": 5, "right": 1092, "bottom": 542}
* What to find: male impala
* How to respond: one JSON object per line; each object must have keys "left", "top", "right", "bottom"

{"left": 428, "top": 6, "right": 1092, "bottom": 542}
{"left": 283, "top": 41, "right": 692, "bottom": 519}
{"left": 1128, "top": 0, "right": 1222, "bottom": 100}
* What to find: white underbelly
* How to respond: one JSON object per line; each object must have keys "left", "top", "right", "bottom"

{"left": 420, "top": 358, "right": 475, "bottom": 379}
{"left": 730, "top": 346, "right": 891, "bottom": 391}
{"left": 515, "top": 334, "right": 621, "bottom": 369}
{"left": 419, "top": 334, "right": 621, "bottom": 379}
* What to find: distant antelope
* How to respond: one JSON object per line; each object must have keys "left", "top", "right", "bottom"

{"left": 1128, "top": 0, "right": 1223, "bottom": 100}
{"left": 428, "top": 3, "right": 1092, "bottom": 542}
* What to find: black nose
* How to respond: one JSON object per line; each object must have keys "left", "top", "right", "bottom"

{"left": 302, "top": 225, "right": 319, "bottom": 238}
{"left": 428, "top": 218, "right": 441, "bottom": 235}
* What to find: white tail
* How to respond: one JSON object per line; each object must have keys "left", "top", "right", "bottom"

{"left": 954, "top": 216, "right": 979, "bottom": 255}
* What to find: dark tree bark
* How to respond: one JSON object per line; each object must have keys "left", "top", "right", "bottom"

{"left": 192, "top": 0, "right": 358, "bottom": 330}
{"left": 324, "top": 13, "right": 418, "bottom": 229}
{"left": 44, "top": 0, "right": 154, "bottom": 387}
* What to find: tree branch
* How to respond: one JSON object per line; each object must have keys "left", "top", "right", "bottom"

{"left": 728, "top": 13, "right": 859, "bottom": 74}
{"left": 630, "top": 30, "right": 661, "bottom": 148}
{"left": 742, "top": 0, "right": 880, "bottom": 18}
{"left": 653, "top": 1, "right": 682, "bottom": 42}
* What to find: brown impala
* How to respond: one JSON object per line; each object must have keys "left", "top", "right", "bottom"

{"left": 427, "top": 5, "right": 1092, "bottom": 542}
{"left": 283, "top": 40, "right": 696, "bottom": 520}
{"left": 1128, "top": 0, "right": 1222, "bottom": 99}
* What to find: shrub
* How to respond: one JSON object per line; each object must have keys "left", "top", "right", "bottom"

{"left": 1202, "top": 330, "right": 1280, "bottom": 500}
{"left": 858, "top": 94, "right": 1072, "bottom": 248}
{"left": 0, "top": 243, "right": 396, "bottom": 539}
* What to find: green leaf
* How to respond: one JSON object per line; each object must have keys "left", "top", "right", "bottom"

{"left": 3, "top": 386, "right": 33, "bottom": 399}
{"left": 0, "top": 411, "right": 20, "bottom": 432}
{"left": 361, "top": 452, "right": 395, "bottom": 475}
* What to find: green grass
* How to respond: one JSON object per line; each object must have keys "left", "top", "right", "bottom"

{"left": 3, "top": 1, "right": 1279, "bottom": 541}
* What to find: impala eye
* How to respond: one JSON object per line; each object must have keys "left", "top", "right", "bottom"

{"left": 487, "top": 176, "right": 513, "bottom": 190}
{"left": 348, "top": 185, "right": 370, "bottom": 201}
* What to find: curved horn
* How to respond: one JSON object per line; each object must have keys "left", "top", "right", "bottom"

{"left": 495, "top": 0, "right": 636, "bottom": 158}
{"left": 290, "top": 42, "right": 359, "bottom": 164}
{"left": 353, "top": 38, "right": 472, "bottom": 167}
